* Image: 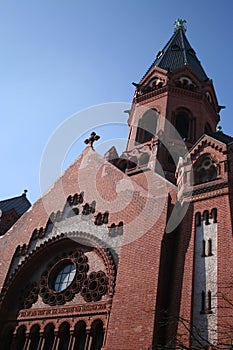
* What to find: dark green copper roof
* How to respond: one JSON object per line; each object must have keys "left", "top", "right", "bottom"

{"left": 142, "top": 20, "right": 209, "bottom": 81}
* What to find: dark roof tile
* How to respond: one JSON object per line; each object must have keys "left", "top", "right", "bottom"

{"left": 207, "top": 132, "right": 233, "bottom": 145}
{"left": 0, "top": 193, "right": 31, "bottom": 216}
{"left": 142, "top": 27, "right": 208, "bottom": 81}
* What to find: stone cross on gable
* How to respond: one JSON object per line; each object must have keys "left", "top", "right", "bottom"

{"left": 84, "top": 132, "right": 100, "bottom": 149}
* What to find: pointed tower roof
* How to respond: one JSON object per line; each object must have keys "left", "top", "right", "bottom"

{"left": 142, "top": 19, "right": 208, "bottom": 81}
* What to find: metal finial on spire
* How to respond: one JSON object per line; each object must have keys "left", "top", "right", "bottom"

{"left": 174, "top": 18, "right": 187, "bottom": 32}
{"left": 84, "top": 132, "right": 100, "bottom": 149}
{"left": 22, "top": 189, "right": 28, "bottom": 196}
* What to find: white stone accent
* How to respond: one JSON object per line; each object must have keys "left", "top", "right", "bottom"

{"left": 192, "top": 218, "right": 217, "bottom": 347}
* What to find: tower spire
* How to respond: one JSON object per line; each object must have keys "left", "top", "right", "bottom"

{"left": 141, "top": 19, "right": 208, "bottom": 81}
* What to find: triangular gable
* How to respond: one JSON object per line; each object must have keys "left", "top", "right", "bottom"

{"left": 188, "top": 134, "right": 229, "bottom": 162}
{"left": 0, "top": 146, "right": 171, "bottom": 290}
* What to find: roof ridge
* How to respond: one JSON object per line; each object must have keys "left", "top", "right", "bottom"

{"left": 0, "top": 193, "right": 26, "bottom": 204}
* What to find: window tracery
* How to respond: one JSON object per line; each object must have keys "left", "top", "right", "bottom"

{"left": 39, "top": 249, "right": 108, "bottom": 306}
{"left": 19, "top": 281, "right": 39, "bottom": 309}
{"left": 54, "top": 263, "right": 77, "bottom": 292}
{"left": 195, "top": 157, "right": 218, "bottom": 184}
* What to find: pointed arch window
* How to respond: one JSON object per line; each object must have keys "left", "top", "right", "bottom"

{"left": 135, "top": 109, "right": 159, "bottom": 144}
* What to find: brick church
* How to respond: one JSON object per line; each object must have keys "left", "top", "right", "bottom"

{"left": 0, "top": 19, "right": 233, "bottom": 349}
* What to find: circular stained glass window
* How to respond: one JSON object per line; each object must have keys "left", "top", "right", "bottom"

{"left": 53, "top": 263, "right": 76, "bottom": 292}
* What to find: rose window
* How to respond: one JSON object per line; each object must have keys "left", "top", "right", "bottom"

{"left": 53, "top": 263, "right": 76, "bottom": 292}
{"left": 39, "top": 249, "right": 108, "bottom": 306}
{"left": 81, "top": 271, "right": 108, "bottom": 302}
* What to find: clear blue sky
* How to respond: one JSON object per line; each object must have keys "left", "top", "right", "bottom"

{"left": 0, "top": 1, "right": 232, "bottom": 203}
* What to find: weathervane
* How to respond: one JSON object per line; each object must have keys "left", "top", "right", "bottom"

{"left": 84, "top": 131, "right": 100, "bottom": 149}
{"left": 174, "top": 18, "right": 187, "bottom": 32}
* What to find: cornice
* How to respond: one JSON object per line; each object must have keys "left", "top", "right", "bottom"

{"left": 18, "top": 301, "right": 109, "bottom": 321}
{"left": 182, "top": 181, "right": 229, "bottom": 202}
{"left": 190, "top": 138, "right": 227, "bottom": 161}
{"left": 135, "top": 84, "right": 206, "bottom": 105}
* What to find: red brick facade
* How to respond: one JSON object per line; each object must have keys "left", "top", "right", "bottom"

{"left": 0, "top": 22, "right": 232, "bottom": 350}
{"left": 0, "top": 208, "right": 19, "bottom": 236}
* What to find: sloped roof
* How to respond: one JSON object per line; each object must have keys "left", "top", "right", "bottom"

{"left": 0, "top": 192, "right": 31, "bottom": 216}
{"left": 142, "top": 25, "right": 208, "bottom": 81}
{"left": 207, "top": 131, "right": 233, "bottom": 145}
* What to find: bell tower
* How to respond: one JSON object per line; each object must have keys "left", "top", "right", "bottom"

{"left": 117, "top": 19, "right": 221, "bottom": 183}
